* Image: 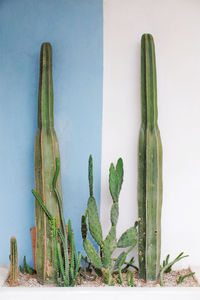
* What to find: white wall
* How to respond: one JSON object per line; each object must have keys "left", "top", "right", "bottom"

{"left": 101, "top": 0, "right": 200, "bottom": 268}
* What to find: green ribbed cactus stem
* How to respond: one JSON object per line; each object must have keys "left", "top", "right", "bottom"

{"left": 138, "top": 34, "right": 163, "bottom": 281}
{"left": 10, "top": 236, "right": 18, "bottom": 286}
{"left": 34, "top": 42, "right": 63, "bottom": 283}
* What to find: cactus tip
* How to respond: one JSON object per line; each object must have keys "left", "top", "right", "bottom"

{"left": 41, "top": 42, "right": 52, "bottom": 48}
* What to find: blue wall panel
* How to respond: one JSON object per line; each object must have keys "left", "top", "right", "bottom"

{"left": 0, "top": 0, "right": 103, "bottom": 266}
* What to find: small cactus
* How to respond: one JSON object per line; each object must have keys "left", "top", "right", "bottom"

{"left": 159, "top": 252, "right": 189, "bottom": 286}
{"left": 127, "top": 270, "right": 135, "bottom": 287}
{"left": 177, "top": 272, "right": 195, "bottom": 285}
{"left": 10, "top": 236, "right": 18, "bottom": 286}
{"left": 82, "top": 156, "right": 138, "bottom": 285}
{"left": 19, "top": 256, "right": 36, "bottom": 275}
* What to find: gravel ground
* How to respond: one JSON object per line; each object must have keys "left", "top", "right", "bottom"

{"left": 77, "top": 268, "right": 199, "bottom": 287}
{"left": 3, "top": 273, "right": 44, "bottom": 288}
{"left": 3, "top": 268, "right": 199, "bottom": 288}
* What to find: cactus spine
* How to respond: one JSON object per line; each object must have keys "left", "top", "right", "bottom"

{"left": 138, "top": 34, "right": 163, "bottom": 281}
{"left": 10, "top": 236, "right": 18, "bottom": 286}
{"left": 34, "top": 42, "right": 63, "bottom": 283}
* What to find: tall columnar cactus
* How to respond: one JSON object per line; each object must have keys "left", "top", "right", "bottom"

{"left": 10, "top": 236, "right": 18, "bottom": 286}
{"left": 82, "top": 156, "right": 138, "bottom": 285}
{"left": 138, "top": 34, "right": 163, "bottom": 281}
{"left": 34, "top": 42, "right": 63, "bottom": 283}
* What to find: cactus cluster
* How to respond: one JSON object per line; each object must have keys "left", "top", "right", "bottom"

{"left": 138, "top": 33, "right": 163, "bottom": 281}
{"left": 2, "top": 33, "right": 192, "bottom": 287}
{"left": 126, "top": 270, "right": 135, "bottom": 287}
{"left": 19, "top": 256, "right": 36, "bottom": 275}
{"left": 82, "top": 156, "right": 138, "bottom": 285}
{"left": 34, "top": 42, "right": 63, "bottom": 283}
{"left": 159, "top": 252, "right": 189, "bottom": 286}
{"left": 32, "top": 158, "right": 81, "bottom": 286}
{"left": 10, "top": 236, "right": 18, "bottom": 286}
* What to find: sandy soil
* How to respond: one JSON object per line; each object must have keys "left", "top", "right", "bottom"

{"left": 3, "top": 268, "right": 199, "bottom": 288}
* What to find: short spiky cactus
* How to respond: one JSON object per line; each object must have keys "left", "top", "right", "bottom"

{"left": 10, "top": 236, "right": 18, "bottom": 286}
{"left": 82, "top": 156, "right": 138, "bottom": 285}
{"left": 34, "top": 42, "right": 63, "bottom": 283}
{"left": 138, "top": 34, "right": 163, "bottom": 281}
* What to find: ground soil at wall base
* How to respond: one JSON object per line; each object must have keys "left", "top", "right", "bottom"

{"left": 3, "top": 269, "right": 199, "bottom": 288}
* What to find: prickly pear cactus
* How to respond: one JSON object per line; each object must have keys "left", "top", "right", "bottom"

{"left": 82, "top": 156, "right": 138, "bottom": 285}
{"left": 138, "top": 33, "right": 163, "bottom": 281}
{"left": 10, "top": 236, "right": 18, "bottom": 286}
{"left": 34, "top": 42, "right": 63, "bottom": 283}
